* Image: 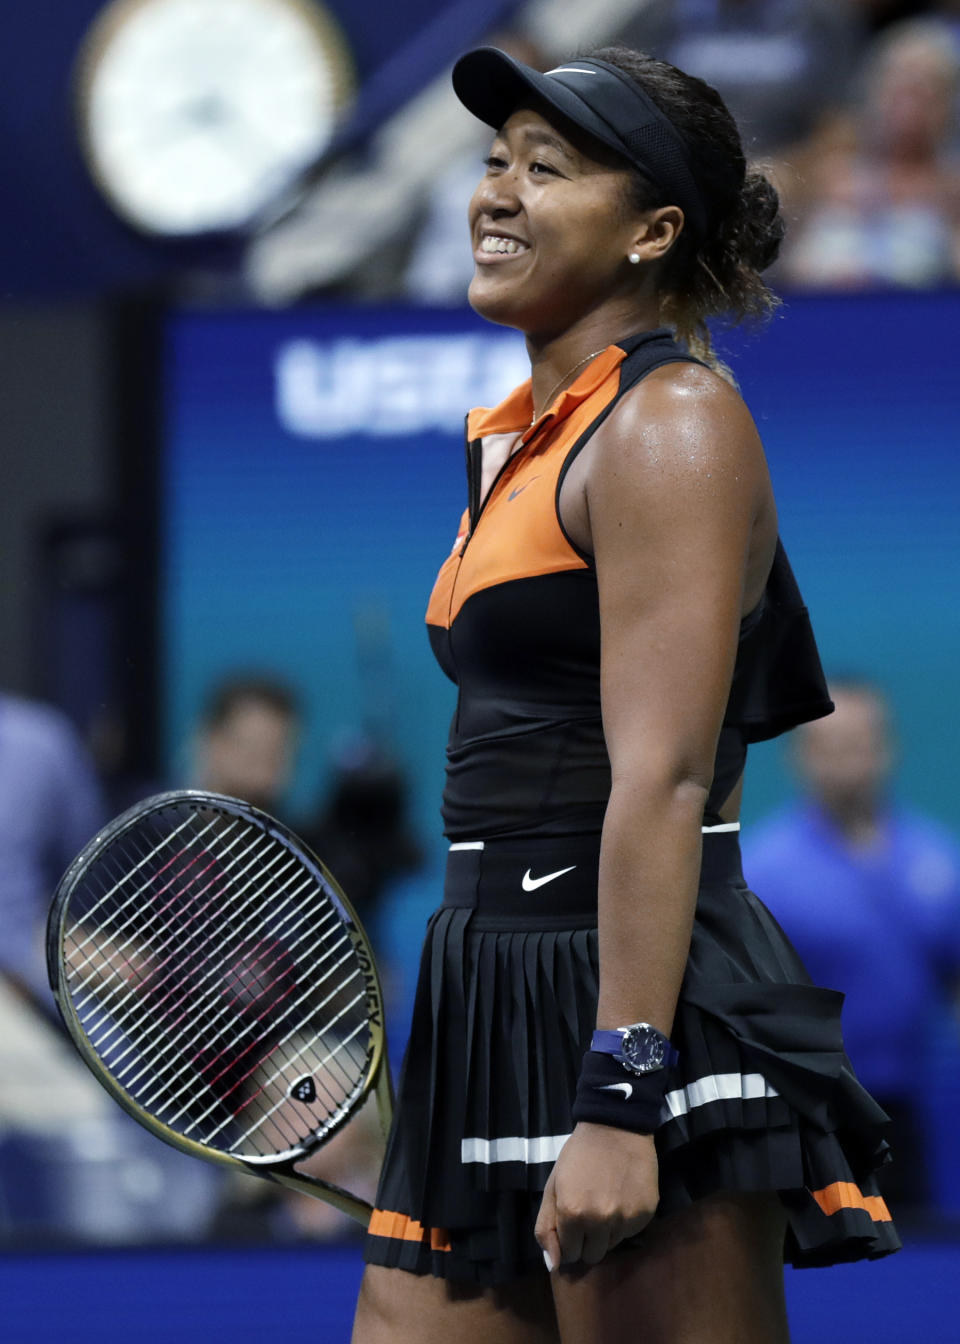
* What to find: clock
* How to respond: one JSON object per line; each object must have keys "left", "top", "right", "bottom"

{"left": 75, "top": 0, "right": 354, "bottom": 237}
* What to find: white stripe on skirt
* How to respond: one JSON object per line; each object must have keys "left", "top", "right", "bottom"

{"left": 662, "top": 1071, "right": 779, "bottom": 1120}
{"left": 450, "top": 822, "right": 741, "bottom": 852}
{"left": 461, "top": 1134, "right": 572, "bottom": 1165}
{"left": 460, "top": 1071, "right": 778, "bottom": 1165}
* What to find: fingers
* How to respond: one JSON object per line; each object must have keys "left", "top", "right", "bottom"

{"left": 542, "top": 1228, "right": 563, "bottom": 1273}
{"left": 539, "top": 1201, "right": 654, "bottom": 1271}
{"left": 578, "top": 1217, "right": 620, "bottom": 1266}
{"left": 537, "top": 1198, "right": 629, "bottom": 1269}
{"left": 556, "top": 1218, "right": 586, "bottom": 1268}
{"left": 535, "top": 1140, "right": 658, "bottom": 1271}
{"left": 535, "top": 1171, "right": 563, "bottom": 1272}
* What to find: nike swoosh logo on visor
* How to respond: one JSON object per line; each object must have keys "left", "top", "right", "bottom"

{"left": 521, "top": 865, "right": 576, "bottom": 891}
{"left": 546, "top": 67, "right": 598, "bottom": 75}
{"left": 598, "top": 1082, "right": 633, "bottom": 1099}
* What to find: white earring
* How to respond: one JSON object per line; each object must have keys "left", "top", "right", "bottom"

{"left": 628, "top": 252, "right": 641, "bottom": 264}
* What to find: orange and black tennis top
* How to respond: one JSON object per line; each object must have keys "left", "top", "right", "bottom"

{"left": 426, "top": 328, "right": 833, "bottom": 842}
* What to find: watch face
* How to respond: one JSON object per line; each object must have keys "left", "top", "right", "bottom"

{"left": 76, "top": 0, "right": 354, "bottom": 236}
{"left": 620, "top": 1025, "right": 668, "bottom": 1075}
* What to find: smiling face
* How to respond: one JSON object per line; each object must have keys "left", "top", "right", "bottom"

{"left": 467, "top": 106, "right": 671, "bottom": 338}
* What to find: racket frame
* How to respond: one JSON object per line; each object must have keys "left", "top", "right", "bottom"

{"left": 47, "top": 789, "right": 394, "bottom": 1225}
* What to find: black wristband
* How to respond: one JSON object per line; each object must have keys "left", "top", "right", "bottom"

{"left": 571, "top": 1049, "right": 673, "bottom": 1134}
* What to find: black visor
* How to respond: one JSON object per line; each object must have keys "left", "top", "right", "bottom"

{"left": 452, "top": 47, "right": 708, "bottom": 241}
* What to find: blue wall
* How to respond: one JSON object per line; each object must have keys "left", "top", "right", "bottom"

{"left": 162, "top": 292, "right": 960, "bottom": 846}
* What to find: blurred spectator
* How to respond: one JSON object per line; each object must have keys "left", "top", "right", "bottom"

{"left": 0, "top": 690, "right": 105, "bottom": 1008}
{"left": 87, "top": 703, "right": 164, "bottom": 817}
{"left": 778, "top": 19, "right": 960, "bottom": 288}
{"left": 0, "top": 691, "right": 223, "bottom": 1246}
{"left": 940, "top": 0, "right": 960, "bottom": 44}
{"left": 0, "top": 972, "right": 223, "bottom": 1247}
{"left": 852, "top": 0, "right": 935, "bottom": 33}
{"left": 617, "top": 0, "right": 865, "bottom": 156}
{"left": 302, "top": 735, "right": 423, "bottom": 940}
{"left": 193, "top": 674, "right": 301, "bottom": 819}
{"left": 743, "top": 678, "right": 960, "bottom": 1211}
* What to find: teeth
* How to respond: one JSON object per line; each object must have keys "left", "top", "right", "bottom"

{"left": 481, "top": 235, "right": 525, "bottom": 254}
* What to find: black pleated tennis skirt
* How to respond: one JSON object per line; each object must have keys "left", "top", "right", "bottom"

{"left": 364, "top": 832, "right": 900, "bottom": 1284}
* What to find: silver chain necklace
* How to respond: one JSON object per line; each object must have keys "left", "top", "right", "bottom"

{"left": 530, "top": 347, "right": 606, "bottom": 427}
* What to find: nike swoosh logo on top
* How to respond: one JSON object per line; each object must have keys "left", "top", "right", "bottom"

{"left": 508, "top": 475, "right": 540, "bottom": 501}
{"left": 599, "top": 1082, "right": 633, "bottom": 1099}
{"left": 547, "top": 67, "right": 598, "bottom": 75}
{"left": 521, "top": 865, "right": 576, "bottom": 891}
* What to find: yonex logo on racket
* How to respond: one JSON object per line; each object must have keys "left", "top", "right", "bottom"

{"left": 348, "top": 926, "right": 383, "bottom": 1029}
{"left": 291, "top": 1076, "right": 318, "bottom": 1104}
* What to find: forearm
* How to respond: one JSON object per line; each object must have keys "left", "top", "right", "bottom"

{"left": 595, "top": 775, "right": 707, "bottom": 1034}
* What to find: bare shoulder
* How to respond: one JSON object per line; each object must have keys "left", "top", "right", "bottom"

{"left": 589, "top": 360, "right": 767, "bottom": 494}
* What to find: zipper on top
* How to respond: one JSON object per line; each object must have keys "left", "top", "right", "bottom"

{"left": 463, "top": 418, "right": 554, "bottom": 542}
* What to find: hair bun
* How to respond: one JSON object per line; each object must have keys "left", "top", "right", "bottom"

{"left": 583, "top": 44, "right": 785, "bottom": 368}
{"left": 733, "top": 172, "right": 785, "bottom": 275}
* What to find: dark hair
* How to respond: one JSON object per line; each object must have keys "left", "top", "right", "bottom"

{"left": 202, "top": 674, "right": 299, "bottom": 729}
{"left": 586, "top": 45, "right": 785, "bottom": 369}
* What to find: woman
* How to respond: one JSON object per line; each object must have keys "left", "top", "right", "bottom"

{"left": 353, "top": 44, "right": 899, "bottom": 1343}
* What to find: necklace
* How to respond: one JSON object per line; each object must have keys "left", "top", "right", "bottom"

{"left": 530, "top": 347, "right": 607, "bottom": 427}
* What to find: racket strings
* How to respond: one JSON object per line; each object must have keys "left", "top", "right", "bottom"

{"left": 66, "top": 814, "right": 237, "bottom": 980}
{"left": 64, "top": 818, "right": 245, "bottom": 1019}
{"left": 182, "top": 979, "right": 369, "bottom": 1145}
{"left": 109, "top": 896, "right": 340, "bottom": 1089}
{"left": 171, "top": 945, "right": 371, "bottom": 1146}
{"left": 77, "top": 886, "right": 363, "bottom": 1093}
{"left": 75, "top": 917, "right": 367, "bottom": 1157}
{"left": 68, "top": 819, "right": 316, "bottom": 1050}
{"left": 101, "top": 874, "right": 369, "bottom": 1148}
{"left": 64, "top": 812, "right": 222, "bottom": 960}
{"left": 76, "top": 838, "right": 314, "bottom": 1057}
{"left": 225, "top": 1010, "right": 370, "bottom": 1153}
{"left": 133, "top": 924, "right": 364, "bottom": 1121}
{"left": 60, "top": 805, "right": 374, "bottom": 1159}
{"left": 92, "top": 836, "right": 367, "bottom": 1105}
{"left": 67, "top": 819, "right": 279, "bottom": 1013}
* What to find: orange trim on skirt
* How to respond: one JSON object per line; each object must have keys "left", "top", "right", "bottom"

{"left": 811, "top": 1181, "right": 893, "bottom": 1222}
{"left": 368, "top": 1208, "right": 452, "bottom": 1252}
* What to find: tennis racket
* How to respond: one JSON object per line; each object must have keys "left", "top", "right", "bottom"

{"left": 46, "top": 789, "right": 393, "bottom": 1225}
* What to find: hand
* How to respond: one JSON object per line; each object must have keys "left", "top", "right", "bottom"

{"left": 535, "top": 1122, "right": 659, "bottom": 1269}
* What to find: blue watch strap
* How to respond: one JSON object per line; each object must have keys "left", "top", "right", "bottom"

{"left": 590, "top": 1026, "right": 680, "bottom": 1070}
{"left": 591, "top": 1029, "right": 627, "bottom": 1055}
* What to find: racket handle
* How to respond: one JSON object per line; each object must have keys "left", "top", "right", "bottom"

{"left": 259, "top": 1167, "right": 375, "bottom": 1226}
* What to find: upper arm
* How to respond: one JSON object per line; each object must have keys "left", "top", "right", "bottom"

{"left": 587, "top": 364, "right": 773, "bottom": 789}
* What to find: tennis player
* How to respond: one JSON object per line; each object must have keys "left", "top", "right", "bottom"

{"left": 353, "top": 44, "right": 900, "bottom": 1343}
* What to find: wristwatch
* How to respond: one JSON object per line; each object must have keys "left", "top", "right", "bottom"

{"left": 591, "top": 1023, "right": 679, "bottom": 1076}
